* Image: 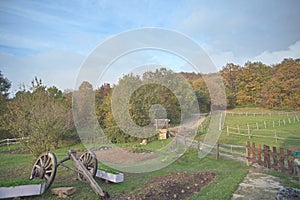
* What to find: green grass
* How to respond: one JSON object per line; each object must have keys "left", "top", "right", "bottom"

{"left": 265, "top": 171, "right": 300, "bottom": 189}
{"left": 0, "top": 180, "right": 44, "bottom": 187}
{"left": 219, "top": 109, "right": 300, "bottom": 148}
{"left": 1, "top": 108, "right": 299, "bottom": 199}
{"left": 0, "top": 143, "right": 248, "bottom": 200}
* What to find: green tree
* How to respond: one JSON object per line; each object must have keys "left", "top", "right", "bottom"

{"left": 220, "top": 63, "right": 241, "bottom": 108}
{"left": 5, "top": 78, "right": 72, "bottom": 156}
{"left": 0, "top": 71, "right": 11, "bottom": 138}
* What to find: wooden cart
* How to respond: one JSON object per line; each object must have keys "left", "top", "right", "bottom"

{"left": 29, "top": 150, "right": 109, "bottom": 199}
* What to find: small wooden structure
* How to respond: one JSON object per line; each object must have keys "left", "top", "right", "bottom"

{"left": 154, "top": 119, "right": 170, "bottom": 131}
{"left": 158, "top": 129, "right": 169, "bottom": 140}
{"left": 154, "top": 119, "right": 170, "bottom": 140}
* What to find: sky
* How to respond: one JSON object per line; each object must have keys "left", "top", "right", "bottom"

{"left": 0, "top": 0, "right": 300, "bottom": 94}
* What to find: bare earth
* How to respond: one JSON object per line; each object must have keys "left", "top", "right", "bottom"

{"left": 112, "top": 171, "right": 217, "bottom": 200}
{"left": 94, "top": 147, "right": 157, "bottom": 165}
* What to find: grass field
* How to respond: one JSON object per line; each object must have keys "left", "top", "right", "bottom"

{"left": 219, "top": 108, "right": 300, "bottom": 148}
{"left": 0, "top": 141, "right": 249, "bottom": 200}
{"left": 1, "top": 108, "right": 299, "bottom": 199}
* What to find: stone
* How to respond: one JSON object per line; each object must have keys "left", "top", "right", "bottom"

{"left": 276, "top": 187, "right": 300, "bottom": 200}
{"left": 51, "top": 187, "right": 76, "bottom": 198}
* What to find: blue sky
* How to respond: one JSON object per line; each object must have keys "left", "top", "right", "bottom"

{"left": 0, "top": 0, "right": 300, "bottom": 94}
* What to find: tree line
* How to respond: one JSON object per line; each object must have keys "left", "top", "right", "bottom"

{"left": 0, "top": 58, "right": 299, "bottom": 156}
{"left": 220, "top": 58, "right": 300, "bottom": 109}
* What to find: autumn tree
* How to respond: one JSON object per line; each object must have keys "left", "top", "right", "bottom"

{"left": 261, "top": 58, "right": 300, "bottom": 109}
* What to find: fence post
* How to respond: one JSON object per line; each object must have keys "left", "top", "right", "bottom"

{"left": 237, "top": 125, "right": 240, "bottom": 134}
{"left": 273, "top": 120, "right": 275, "bottom": 127}
{"left": 246, "top": 141, "right": 251, "bottom": 166}
{"left": 226, "top": 126, "right": 229, "bottom": 136}
{"left": 247, "top": 124, "right": 251, "bottom": 139}
{"left": 288, "top": 118, "right": 291, "bottom": 124}
{"left": 283, "top": 119, "right": 286, "bottom": 126}
{"left": 274, "top": 130, "right": 278, "bottom": 143}
{"left": 252, "top": 142, "right": 256, "bottom": 163}
{"left": 256, "top": 122, "right": 259, "bottom": 130}
{"left": 264, "top": 145, "right": 271, "bottom": 169}
{"left": 287, "top": 150, "right": 294, "bottom": 174}
{"left": 279, "top": 148, "right": 285, "bottom": 173}
{"left": 273, "top": 147, "right": 278, "bottom": 171}
{"left": 216, "top": 141, "right": 220, "bottom": 160}
{"left": 264, "top": 121, "right": 267, "bottom": 129}
{"left": 257, "top": 144, "right": 262, "bottom": 165}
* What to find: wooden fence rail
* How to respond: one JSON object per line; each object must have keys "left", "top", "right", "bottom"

{"left": 246, "top": 141, "right": 295, "bottom": 174}
{"left": 0, "top": 137, "right": 29, "bottom": 146}
{"left": 226, "top": 126, "right": 300, "bottom": 143}
{"left": 225, "top": 111, "right": 300, "bottom": 117}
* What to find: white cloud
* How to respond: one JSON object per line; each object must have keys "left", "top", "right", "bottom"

{"left": 253, "top": 41, "right": 300, "bottom": 65}
{"left": 0, "top": 50, "right": 85, "bottom": 94}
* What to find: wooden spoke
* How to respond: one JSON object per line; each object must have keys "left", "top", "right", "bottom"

{"left": 30, "top": 152, "right": 57, "bottom": 190}
{"left": 78, "top": 151, "right": 98, "bottom": 180}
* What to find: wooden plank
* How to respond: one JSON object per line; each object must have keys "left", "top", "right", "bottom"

{"left": 257, "top": 144, "right": 262, "bottom": 165}
{"left": 252, "top": 142, "right": 256, "bottom": 163}
{"left": 287, "top": 150, "right": 294, "bottom": 174}
{"left": 68, "top": 150, "right": 105, "bottom": 198}
{"left": 246, "top": 141, "right": 251, "bottom": 166}
{"left": 272, "top": 147, "right": 279, "bottom": 171}
{"left": 279, "top": 148, "right": 285, "bottom": 173}
{"left": 216, "top": 141, "right": 220, "bottom": 160}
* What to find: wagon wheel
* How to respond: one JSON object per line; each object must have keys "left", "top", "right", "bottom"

{"left": 30, "top": 152, "right": 57, "bottom": 190}
{"left": 78, "top": 150, "right": 98, "bottom": 181}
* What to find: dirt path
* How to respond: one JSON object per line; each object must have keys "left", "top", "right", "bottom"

{"left": 231, "top": 168, "right": 283, "bottom": 200}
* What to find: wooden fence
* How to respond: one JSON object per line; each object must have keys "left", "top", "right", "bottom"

{"left": 0, "top": 137, "right": 29, "bottom": 146}
{"left": 246, "top": 141, "right": 295, "bottom": 174}
{"left": 189, "top": 140, "right": 247, "bottom": 162}
{"left": 225, "top": 111, "right": 300, "bottom": 117}
{"left": 226, "top": 126, "right": 300, "bottom": 143}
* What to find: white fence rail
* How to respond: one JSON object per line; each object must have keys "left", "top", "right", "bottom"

{"left": 0, "top": 137, "right": 29, "bottom": 146}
